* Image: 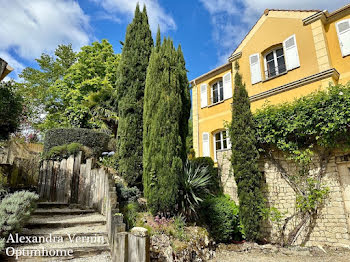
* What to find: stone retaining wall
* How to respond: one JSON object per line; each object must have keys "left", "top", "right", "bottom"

{"left": 217, "top": 149, "right": 350, "bottom": 247}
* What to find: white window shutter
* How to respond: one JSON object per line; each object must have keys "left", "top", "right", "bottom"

{"left": 249, "top": 54, "right": 262, "bottom": 84}
{"left": 223, "top": 72, "right": 232, "bottom": 99}
{"left": 283, "top": 35, "right": 300, "bottom": 70}
{"left": 336, "top": 19, "right": 350, "bottom": 57}
{"left": 202, "top": 132, "right": 210, "bottom": 157}
{"left": 200, "top": 84, "right": 208, "bottom": 108}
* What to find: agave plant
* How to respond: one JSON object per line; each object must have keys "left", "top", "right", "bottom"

{"left": 179, "top": 160, "right": 212, "bottom": 219}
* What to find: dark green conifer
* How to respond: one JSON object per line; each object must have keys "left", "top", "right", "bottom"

{"left": 115, "top": 4, "right": 153, "bottom": 186}
{"left": 229, "top": 62, "right": 264, "bottom": 241}
{"left": 143, "top": 30, "right": 191, "bottom": 214}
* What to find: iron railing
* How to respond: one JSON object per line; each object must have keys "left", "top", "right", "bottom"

{"left": 265, "top": 64, "right": 287, "bottom": 79}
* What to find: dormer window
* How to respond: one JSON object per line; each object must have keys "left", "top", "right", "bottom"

{"left": 212, "top": 80, "right": 224, "bottom": 103}
{"left": 264, "top": 47, "right": 286, "bottom": 79}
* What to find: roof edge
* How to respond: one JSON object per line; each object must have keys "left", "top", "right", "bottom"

{"left": 190, "top": 62, "right": 231, "bottom": 86}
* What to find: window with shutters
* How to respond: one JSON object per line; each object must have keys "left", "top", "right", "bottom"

{"left": 212, "top": 80, "right": 224, "bottom": 104}
{"left": 209, "top": 72, "right": 232, "bottom": 105}
{"left": 336, "top": 19, "right": 350, "bottom": 57}
{"left": 263, "top": 46, "right": 287, "bottom": 79}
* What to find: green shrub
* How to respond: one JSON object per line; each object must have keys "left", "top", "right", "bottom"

{"left": 115, "top": 183, "right": 141, "bottom": 205}
{"left": 200, "top": 195, "right": 241, "bottom": 243}
{"left": 0, "top": 191, "right": 38, "bottom": 251}
{"left": 173, "top": 214, "right": 187, "bottom": 241}
{"left": 179, "top": 160, "right": 212, "bottom": 220}
{"left": 121, "top": 202, "right": 139, "bottom": 230}
{"left": 42, "top": 142, "right": 92, "bottom": 160}
{"left": 44, "top": 128, "right": 110, "bottom": 154}
{"left": 191, "top": 157, "right": 222, "bottom": 195}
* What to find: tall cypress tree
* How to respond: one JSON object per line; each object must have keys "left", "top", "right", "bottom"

{"left": 115, "top": 4, "right": 153, "bottom": 186}
{"left": 143, "top": 30, "right": 191, "bottom": 214}
{"left": 229, "top": 62, "right": 264, "bottom": 241}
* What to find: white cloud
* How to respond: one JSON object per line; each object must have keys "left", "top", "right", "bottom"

{"left": 0, "top": 0, "right": 91, "bottom": 78}
{"left": 200, "top": 0, "right": 350, "bottom": 65}
{"left": 93, "top": 0, "right": 176, "bottom": 32}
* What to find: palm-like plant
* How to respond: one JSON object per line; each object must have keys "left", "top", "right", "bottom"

{"left": 179, "top": 160, "right": 212, "bottom": 219}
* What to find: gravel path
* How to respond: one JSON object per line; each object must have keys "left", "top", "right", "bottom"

{"left": 213, "top": 243, "right": 350, "bottom": 262}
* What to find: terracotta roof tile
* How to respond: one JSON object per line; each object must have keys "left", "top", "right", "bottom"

{"left": 265, "top": 8, "right": 321, "bottom": 13}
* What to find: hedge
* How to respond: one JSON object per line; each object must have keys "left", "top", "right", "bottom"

{"left": 200, "top": 194, "right": 241, "bottom": 243}
{"left": 44, "top": 128, "right": 110, "bottom": 154}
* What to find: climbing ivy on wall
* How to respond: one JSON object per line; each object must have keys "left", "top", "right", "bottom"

{"left": 254, "top": 83, "right": 350, "bottom": 245}
{"left": 255, "top": 83, "right": 350, "bottom": 159}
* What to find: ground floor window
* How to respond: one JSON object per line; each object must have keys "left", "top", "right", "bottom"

{"left": 214, "top": 130, "right": 230, "bottom": 161}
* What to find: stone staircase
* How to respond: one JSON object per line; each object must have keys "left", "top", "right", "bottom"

{"left": 3, "top": 202, "right": 112, "bottom": 261}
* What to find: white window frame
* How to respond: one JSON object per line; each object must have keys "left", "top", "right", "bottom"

{"left": 213, "top": 130, "right": 231, "bottom": 161}
{"left": 263, "top": 47, "right": 286, "bottom": 79}
{"left": 211, "top": 79, "right": 224, "bottom": 104}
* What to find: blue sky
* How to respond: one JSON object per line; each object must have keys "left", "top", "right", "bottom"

{"left": 1, "top": 0, "right": 349, "bottom": 81}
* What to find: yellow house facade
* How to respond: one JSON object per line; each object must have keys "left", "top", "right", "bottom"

{"left": 190, "top": 4, "right": 350, "bottom": 162}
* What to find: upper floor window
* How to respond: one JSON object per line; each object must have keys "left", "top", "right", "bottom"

{"left": 200, "top": 72, "right": 232, "bottom": 108}
{"left": 336, "top": 19, "right": 350, "bottom": 57}
{"left": 212, "top": 80, "right": 224, "bottom": 103}
{"left": 264, "top": 47, "right": 286, "bottom": 79}
{"left": 249, "top": 34, "right": 300, "bottom": 84}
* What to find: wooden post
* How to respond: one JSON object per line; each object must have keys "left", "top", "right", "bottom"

{"left": 89, "top": 166, "right": 96, "bottom": 208}
{"left": 66, "top": 155, "right": 75, "bottom": 204}
{"left": 45, "top": 161, "right": 53, "bottom": 201}
{"left": 58, "top": 159, "right": 67, "bottom": 203}
{"left": 84, "top": 158, "right": 92, "bottom": 208}
{"left": 72, "top": 152, "right": 82, "bottom": 204}
{"left": 78, "top": 163, "right": 86, "bottom": 206}
{"left": 51, "top": 161, "right": 60, "bottom": 202}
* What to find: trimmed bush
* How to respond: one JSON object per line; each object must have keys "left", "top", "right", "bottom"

{"left": 116, "top": 183, "right": 141, "bottom": 205}
{"left": 200, "top": 195, "right": 241, "bottom": 243}
{"left": 0, "top": 191, "right": 38, "bottom": 251}
{"left": 42, "top": 143, "right": 93, "bottom": 160}
{"left": 44, "top": 128, "right": 110, "bottom": 154}
{"left": 191, "top": 157, "right": 222, "bottom": 195}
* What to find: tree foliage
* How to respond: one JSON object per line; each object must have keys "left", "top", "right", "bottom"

{"left": 229, "top": 62, "right": 264, "bottom": 241}
{"left": 18, "top": 41, "right": 120, "bottom": 133}
{"left": 143, "top": 30, "right": 191, "bottom": 214}
{"left": 0, "top": 81, "right": 23, "bottom": 140}
{"left": 18, "top": 44, "right": 76, "bottom": 129}
{"left": 115, "top": 5, "right": 153, "bottom": 186}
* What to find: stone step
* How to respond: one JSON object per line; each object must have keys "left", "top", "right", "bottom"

{"left": 3, "top": 246, "right": 111, "bottom": 261}
{"left": 26, "top": 213, "right": 106, "bottom": 229}
{"left": 37, "top": 202, "right": 69, "bottom": 209}
{"left": 34, "top": 208, "right": 95, "bottom": 216}
{"left": 21, "top": 224, "right": 108, "bottom": 237}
